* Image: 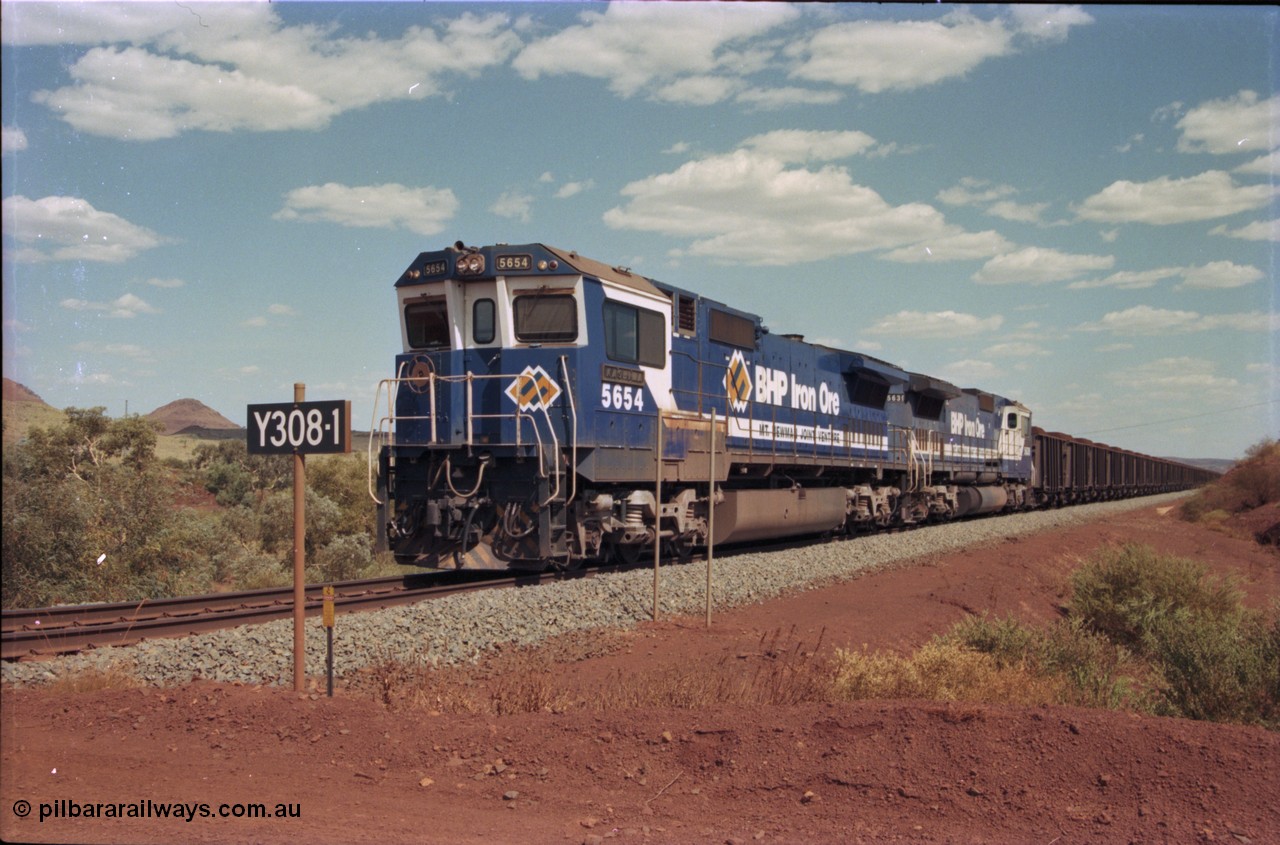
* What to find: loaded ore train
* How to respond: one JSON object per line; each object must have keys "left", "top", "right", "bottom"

{"left": 369, "top": 242, "right": 1215, "bottom": 570}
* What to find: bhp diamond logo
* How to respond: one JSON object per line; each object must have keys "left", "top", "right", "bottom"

{"left": 725, "top": 350, "right": 752, "bottom": 413}
{"left": 505, "top": 366, "right": 561, "bottom": 411}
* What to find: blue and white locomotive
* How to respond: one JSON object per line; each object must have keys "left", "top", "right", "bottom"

{"left": 370, "top": 241, "right": 1037, "bottom": 570}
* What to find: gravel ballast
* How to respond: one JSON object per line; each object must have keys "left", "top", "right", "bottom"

{"left": 2, "top": 493, "right": 1190, "bottom": 687}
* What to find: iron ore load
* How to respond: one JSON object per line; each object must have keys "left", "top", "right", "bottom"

{"left": 369, "top": 242, "right": 1214, "bottom": 570}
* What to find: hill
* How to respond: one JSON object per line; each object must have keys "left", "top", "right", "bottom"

{"left": 1, "top": 379, "right": 67, "bottom": 446}
{"left": 145, "top": 399, "right": 239, "bottom": 436}
{"left": 2, "top": 378, "right": 47, "bottom": 404}
{"left": 1170, "top": 456, "right": 1236, "bottom": 475}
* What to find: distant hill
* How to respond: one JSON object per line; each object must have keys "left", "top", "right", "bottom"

{"left": 2, "top": 377, "right": 48, "bottom": 405}
{"left": 146, "top": 399, "right": 239, "bottom": 436}
{"left": 1168, "top": 457, "right": 1236, "bottom": 475}
{"left": 2, "top": 379, "right": 66, "bottom": 446}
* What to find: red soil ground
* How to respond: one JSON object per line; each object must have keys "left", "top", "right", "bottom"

{"left": 3, "top": 501, "right": 1277, "bottom": 844}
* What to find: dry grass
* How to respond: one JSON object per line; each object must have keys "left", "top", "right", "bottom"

{"left": 359, "top": 627, "right": 834, "bottom": 715}
{"left": 831, "top": 641, "right": 1065, "bottom": 706}
{"left": 44, "top": 662, "right": 141, "bottom": 694}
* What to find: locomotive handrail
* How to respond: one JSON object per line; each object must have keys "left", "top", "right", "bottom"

{"left": 559, "top": 355, "right": 577, "bottom": 507}
{"left": 453, "top": 370, "right": 561, "bottom": 505}
{"left": 368, "top": 366, "right": 568, "bottom": 507}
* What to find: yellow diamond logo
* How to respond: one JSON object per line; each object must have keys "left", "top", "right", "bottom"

{"left": 505, "top": 366, "right": 561, "bottom": 411}
{"left": 725, "top": 350, "right": 752, "bottom": 413}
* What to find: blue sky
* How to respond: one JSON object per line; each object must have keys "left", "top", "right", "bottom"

{"left": 2, "top": 2, "right": 1276, "bottom": 460}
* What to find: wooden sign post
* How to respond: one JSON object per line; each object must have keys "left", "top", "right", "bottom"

{"left": 247, "top": 385, "right": 351, "bottom": 693}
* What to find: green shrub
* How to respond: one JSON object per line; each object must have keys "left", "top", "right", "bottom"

{"left": 945, "top": 613, "right": 1038, "bottom": 669}
{"left": 941, "top": 613, "right": 1147, "bottom": 711}
{"left": 1146, "top": 606, "right": 1279, "bottom": 727}
{"left": 1067, "top": 544, "right": 1241, "bottom": 651}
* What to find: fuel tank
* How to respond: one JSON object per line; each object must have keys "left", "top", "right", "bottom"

{"left": 954, "top": 485, "right": 1008, "bottom": 517}
{"left": 711, "top": 487, "right": 847, "bottom": 545}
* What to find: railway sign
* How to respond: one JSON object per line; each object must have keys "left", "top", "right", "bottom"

{"left": 247, "top": 399, "right": 351, "bottom": 455}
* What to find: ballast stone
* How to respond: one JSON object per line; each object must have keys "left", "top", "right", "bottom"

{"left": 0, "top": 493, "right": 1189, "bottom": 688}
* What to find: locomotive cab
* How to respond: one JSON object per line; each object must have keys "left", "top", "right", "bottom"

{"left": 373, "top": 243, "right": 674, "bottom": 569}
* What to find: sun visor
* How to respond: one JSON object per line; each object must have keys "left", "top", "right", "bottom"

{"left": 907, "top": 373, "right": 962, "bottom": 399}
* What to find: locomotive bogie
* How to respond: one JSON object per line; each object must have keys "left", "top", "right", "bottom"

{"left": 370, "top": 243, "right": 1215, "bottom": 570}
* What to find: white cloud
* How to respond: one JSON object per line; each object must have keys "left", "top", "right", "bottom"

{"left": 937, "top": 177, "right": 1015, "bottom": 206}
{"left": 34, "top": 46, "right": 339, "bottom": 140}
{"left": 790, "top": 7, "right": 1091, "bottom": 94}
{"left": 1114, "top": 132, "right": 1143, "bottom": 153}
{"left": 267, "top": 304, "right": 297, "bottom": 317}
{"left": 72, "top": 341, "right": 152, "bottom": 361}
{"left": 986, "top": 200, "right": 1051, "bottom": 224}
{"left": 1077, "top": 305, "right": 1278, "bottom": 335}
{"left": 1067, "top": 267, "right": 1185, "bottom": 290}
{"left": 941, "top": 359, "right": 1001, "bottom": 382}
{"left": 274, "top": 183, "right": 458, "bottom": 236}
{"left": 490, "top": 191, "right": 535, "bottom": 222}
{"left": 742, "top": 129, "right": 878, "bottom": 163}
{"left": 937, "top": 177, "right": 1052, "bottom": 224}
{"left": 984, "top": 341, "right": 1050, "bottom": 357}
{"left": 145, "top": 277, "right": 185, "bottom": 289}
{"left": 1006, "top": 5, "right": 1095, "bottom": 41}
{"left": 1175, "top": 90, "right": 1280, "bottom": 155}
{"left": 2, "top": 125, "right": 27, "bottom": 154}
{"left": 865, "top": 310, "right": 1003, "bottom": 338}
{"left": 1070, "top": 261, "right": 1264, "bottom": 291}
{"left": 972, "top": 247, "right": 1113, "bottom": 285}
{"left": 11, "top": 5, "right": 521, "bottom": 140}
{"left": 554, "top": 181, "right": 593, "bottom": 200}
{"left": 60, "top": 292, "right": 159, "bottom": 319}
{"left": 513, "top": 3, "right": 797, "bottom": 101}
{"left": 1210, "top": 218, "right": 1280, "bottom": 242}
{"left": 1111, "top": 357, "right": 1241, "bottom": 399}
{"left": 880, "top": 230, "right": 1013, "bottom": 263}
{"left": 789, "top": 12, "right": 1011, "bottom": 93}
{"left": 1, "top": 2, "right": 236, "bottom": 46}
{"left": 733, "top": 85, "right": 843, "bottom": 111}
{"left": 1234, "top": 151, "right": 1279, "bottom": 176}
{"left": 1177, "top": 260, "right": 1264, "bottom": 290}
{"left": 653, "top": 75, "right": 740, "bottom": 106}
{"left": 1074, "top": 170, "right": 1276, "bottom": 225}
{"left": 604, "top": 146, "right": 961, "bottom": 265}
{"left": 2, "top": 195, "right": 165, "bottom": 263}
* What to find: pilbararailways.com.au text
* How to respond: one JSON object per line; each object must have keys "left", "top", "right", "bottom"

{"left": 30, "top": 799, "right": 301, "bottom": 823}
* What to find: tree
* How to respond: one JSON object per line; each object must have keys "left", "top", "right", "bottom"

{"left": 3, "top": 408, "right": 172, "bottom": 606}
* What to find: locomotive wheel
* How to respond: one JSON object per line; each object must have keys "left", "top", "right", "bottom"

{"left": 609, "top": 542, "right": 644, "bottom": 566}
{"left": 664, "top": 535, "right": 695, "bottom": 563}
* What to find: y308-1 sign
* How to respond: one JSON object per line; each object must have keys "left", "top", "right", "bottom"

{"left": 247, "top": 400, "right": 352, "bottom": 455}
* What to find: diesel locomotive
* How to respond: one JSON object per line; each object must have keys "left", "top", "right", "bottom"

{"left": 369, "top": 242, "right": 1214, "bottom": 570}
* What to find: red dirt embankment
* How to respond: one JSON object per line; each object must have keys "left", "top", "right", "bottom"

{"left": 3, "top": 502, "right": 1277, "bottom": 844}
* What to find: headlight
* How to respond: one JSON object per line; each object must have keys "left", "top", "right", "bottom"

{"left": 456, "top": 253, "right": 486, "bottom": 276}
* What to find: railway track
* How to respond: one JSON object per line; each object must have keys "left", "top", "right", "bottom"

{"left": 1, "top": 492, "right": 1190, "bottom": 663}
{"left": 0, "top": 571, "right": 560, "bottom": 661}
{"left": 0, "top": 516, "right": 1022, "bottom": 662}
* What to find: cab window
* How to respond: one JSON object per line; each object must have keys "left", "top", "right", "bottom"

{"left": 405, "top": 299, "right": 450, "bottom": 349}
{"left": 604, "top": 300, "right": 665, "bottom": 367}
{"left": 472, "top": 299, "right": 495, "bottom": 344}
{"left": 514, "top": 294, "right": 577, "bottom": 343}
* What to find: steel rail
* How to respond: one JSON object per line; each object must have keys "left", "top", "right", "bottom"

{"left": 0, "top": 572, "right": 547, "bottom": 661}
